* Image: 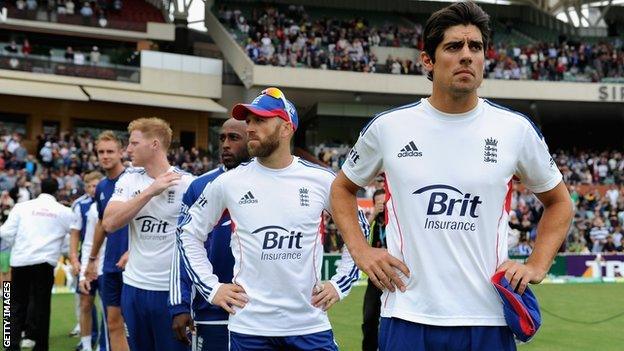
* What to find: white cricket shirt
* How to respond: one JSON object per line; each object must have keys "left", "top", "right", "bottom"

{"left": 110, "top": 166, "right": 194, "bottom": 291}
{"left": 342, "top": 98, "right": 562, "bottom": 326}
{"left": 179, "top": 157, "right": 364, "bottom": 336}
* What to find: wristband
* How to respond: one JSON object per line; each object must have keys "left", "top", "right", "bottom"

{"left": 88, "top": 256, "right": 97, "bottom": 262}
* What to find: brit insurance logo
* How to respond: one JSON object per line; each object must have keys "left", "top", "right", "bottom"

{"left": 136, "top": 215, "right": 171, "bottom": 241}
{"left": 397, "top": 141, "right": 422, "bottom": 158}
{"left": 251, "top": 225, "right": 304, "bottom": 261}
{"left": 413, "top": 184, "right": 483, "bottom": 232}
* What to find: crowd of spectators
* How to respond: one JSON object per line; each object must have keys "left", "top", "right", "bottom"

{"left": 218, "top": 4, "right": 424, "bottom": 74}
{"left": 1, "top": 126, "right": 623, "bottom": 256}
{"left": 0, "top": 128, "right": 218, "bottom": 209}
{"left": 220, "top": 4, "right": 624, "bottom": 82}
{"left": 484, "top": 40, "right": 624, "bottom": 82}
{"left": 8, "top": 0, "right": 123, "bottom": 28}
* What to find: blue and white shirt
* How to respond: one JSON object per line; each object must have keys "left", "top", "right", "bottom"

{"left": 169, "top": 165, "right": 234, "bottom": 323}
{"left": 95, "top": 170, "right": 129, "bottom": 274}
{"left": 110, "top": 166, "right": 194, "bottom": 291}
{"left": 178, "top": 157, "right": 368, "bottom": 336}
{"left": 70, "top": 193, "right": 95, "bottom": 242}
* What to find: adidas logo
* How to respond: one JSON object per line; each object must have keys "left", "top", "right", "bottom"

{"left": 239, "top": 191, "right": 258, "bottom": 205}
{"left": 397, "top": 141, "right": 422, "bottom": 158}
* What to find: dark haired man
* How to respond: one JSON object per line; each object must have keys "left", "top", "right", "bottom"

{"left": 331, "top": 2, "right": 573, "bottom": 350}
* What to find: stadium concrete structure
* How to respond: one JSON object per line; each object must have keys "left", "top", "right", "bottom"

{"left": 0, "top": 0, "right": 623, "bottom": 155}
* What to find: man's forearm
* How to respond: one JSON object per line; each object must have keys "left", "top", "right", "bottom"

{"left": 330, "top": 175, "right": 369, "bottom": 255}
{"left": 527, "top": 201, "right": 572, "bottom": 273}
{"left": 69, "top": 230, "right": 80, "bottom": 262}
{"left": 103, "top": 191, "right": 153, "bottom": 232}
{"left": 89, "top": 221, "right": 106, "bottom": 258}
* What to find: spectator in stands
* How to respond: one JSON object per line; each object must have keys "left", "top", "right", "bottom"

{"left": 65, "top": 46, "right": 75, "bottom": 61}
{"left": 66, "top": 0, "right": 76, "bottom": 15}
{"left": 40, "top": 141, "right": 54, "bottom": 168}
{"left": 25, "top": 0, "right": 37, "bottom": 11}
{"left": 89, "top": 46, "right": 100, "bottom": 65}
{"left": 323, "top": 222, "right": 343, "bottom": 253}
{"left": 80, "top": 2, "right": 93, "bottom": 25}
{"left": 4, "top": 41, "right": 18, "bottom": 54}
{"left": 0, "top": 168, "right": 17, "bottom": 192}
{"left": 15, "top": 0, "right": 25, "bottom": 11}
{"left": 21, "top": 39, "right": 31, "bottom": 56}
{"left": 10, "top": 176, "right": 32, "bottom": 203}
{"left": 589, "top": 217, "right": 609, "bottom": 252}
{"left": 603, "top": 235, "right": 618, "bottom": 253}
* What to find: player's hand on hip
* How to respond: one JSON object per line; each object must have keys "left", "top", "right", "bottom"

{"left": 353, "top": 246, "right": 410, "bottom": 293}
{"left": 497, "top": 260, "right": 546, "bottom": 295}
{"left": 115, "top": 251, "right": 129, "bottom": 270}
{"left": 212, "top": 283, "right": 248, "bottom": 315}
{"left": 171, "top": 313, "right": 194, "bottom": 345}
{"left": 311, "top": 282, "right": 341, "bottom": 311}
{"left": 79, "top": 279, "right": 91, "bottom": 295}
{"left": 145, "top": 172, "right": 181, "bottom": 197}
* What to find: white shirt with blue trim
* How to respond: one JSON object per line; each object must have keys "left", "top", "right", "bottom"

{"left": 110, "top": 166, "right": 194, "bottom": 291}
{"left": 178, "top": 157, "right": 368, "bottom": 336}
{"left": 342, "top": 98, "right": 562, "bottom": 327}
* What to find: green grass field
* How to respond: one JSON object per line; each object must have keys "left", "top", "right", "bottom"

{"left": 5, "top": 283, "right": 624, "bottom": 350}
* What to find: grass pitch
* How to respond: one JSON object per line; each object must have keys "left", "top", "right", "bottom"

{"left": 3, "top": 283, "right": 623, "bottom": 350}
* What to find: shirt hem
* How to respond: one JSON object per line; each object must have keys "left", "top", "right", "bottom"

{"left": 384, "top": 310, "right": 507, "bottom": 326}
{"left": 228, "top": 323, "right": 331, "bottom": 337}
{"left": 122, "top": 275, "right": 169, "bottom": 291}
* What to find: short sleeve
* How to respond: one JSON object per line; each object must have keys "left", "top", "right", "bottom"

{"left": 341, "top": 122, "right": 383, "bottom": 187}
{"left": 514, "top": 126, "right": 562, "bottom": 194}
{"left": 109, "top": 173, "right": 131, "bottom": 203}
{"left": 70, "top": 203, "right": 82, "bottom": 231}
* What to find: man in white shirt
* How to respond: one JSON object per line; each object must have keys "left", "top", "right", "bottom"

{"left": 102, "top": 118, "right": 193, "bottom": 351}
{"left": 178, "top": 88, "right": 367, "bottom": 350}
{"left": 330, "top": 2, "right": 573, "bottom": 351}
{"left": 1, "top": 178, "right": 77, "bottom": 351}
{"left": 69, "top": 171, "right": 106, "bottom": 351}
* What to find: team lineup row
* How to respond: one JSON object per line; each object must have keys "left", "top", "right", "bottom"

{"left": 1, "top": 3, "right": 574, "bottom": 351}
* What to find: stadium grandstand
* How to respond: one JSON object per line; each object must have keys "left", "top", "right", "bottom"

{"left": 0, "top": 0, "right": 623, "bottom": 349}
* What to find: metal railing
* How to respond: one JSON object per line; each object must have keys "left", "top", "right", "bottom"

{"left": 0, "top": 53, "right": 140, "bottom": 83}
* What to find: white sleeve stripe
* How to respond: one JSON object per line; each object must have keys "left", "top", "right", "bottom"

{"left": 169, "top": 243, "right": 182, "bottom": 305}
{"left": 177, "top": 235, "right": 213, "bottom": 300}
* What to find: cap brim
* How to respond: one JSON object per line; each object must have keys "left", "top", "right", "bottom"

{"left": 232, "top": 104, "right": 286, "bottom": 121}
{"left": 491, "top": 271, "right": 541, "bottom": 342}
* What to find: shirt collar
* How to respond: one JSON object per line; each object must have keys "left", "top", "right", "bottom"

{"left": 38, "top": 193, "right": 56, "bottom": 201}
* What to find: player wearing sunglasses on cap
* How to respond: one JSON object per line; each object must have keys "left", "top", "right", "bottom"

{"left": 177, "top": 87, "right": 369, "bottom": 350}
